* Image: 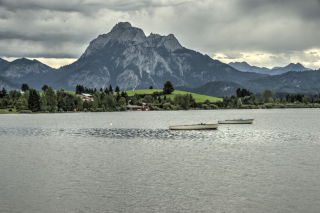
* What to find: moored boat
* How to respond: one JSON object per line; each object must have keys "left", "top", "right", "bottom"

{"left": 169, "top": 123, "right": 219, "bottom": 130}
{"left": 218, "top": 118, "right": 253, "bottom": 124}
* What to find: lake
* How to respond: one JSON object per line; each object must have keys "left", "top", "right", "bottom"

{"left": 1, "top": 109, "right": 320, "bottom": 213}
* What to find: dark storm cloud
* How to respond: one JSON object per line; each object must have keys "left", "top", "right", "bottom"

{"left": 0, "top": 0, "right": 319, "bottom": 69}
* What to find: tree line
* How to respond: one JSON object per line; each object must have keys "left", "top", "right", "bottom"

{"left": 1, "top": 81, "right": 320, "bottom": 112}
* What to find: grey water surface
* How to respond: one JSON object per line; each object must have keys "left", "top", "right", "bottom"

{"left": 1, "top": 109, "right": 320, "bottom": 213}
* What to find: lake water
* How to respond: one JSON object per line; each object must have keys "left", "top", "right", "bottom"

{"left": 1, "top": 109, "right": 320, "bottom": 213}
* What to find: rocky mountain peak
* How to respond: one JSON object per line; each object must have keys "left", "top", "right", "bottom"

{"left": 147, "top": 33, "right": 183, "bottom": 52}
{"left": 111, "top": 22, "right": 132, "bottom": 31}
{"left": 81, "top": 22, "right": 147, "bottom": 58}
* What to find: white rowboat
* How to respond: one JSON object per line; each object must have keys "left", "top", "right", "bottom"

{"left": 169, "top": 123, "right": 219, "bottom": 130}
{"left": 218, "top": 119, "right": 254, "bottom": 124}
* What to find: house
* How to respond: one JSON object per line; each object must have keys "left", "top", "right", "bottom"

{"left": 80, "top": 93, "right": 94, "bottom": 101}
{"left": 126, "top": 105, "right": 150, "bottom": 111}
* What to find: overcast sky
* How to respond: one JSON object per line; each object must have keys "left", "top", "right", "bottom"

{"left": 1, "top": 0, "right": 320, "bottom": 69}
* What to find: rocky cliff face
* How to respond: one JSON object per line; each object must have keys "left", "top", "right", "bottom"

{"left": 51, "top": 22, "right": 262, "bottom": 91}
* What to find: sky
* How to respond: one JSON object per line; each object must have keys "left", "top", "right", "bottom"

{"left": 1, "top": 0, "right": 320, "bottom": 69}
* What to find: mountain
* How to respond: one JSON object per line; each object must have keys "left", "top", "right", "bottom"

{"left": 228, "top": 62, "right": 270, "bottom": 74}
{"left": 0, "top": 58, "right": 9, "bottom": 71}
{"left": 0, "top": 76, "right": 19, "bottom": 91}
{"left": 47, "top": 22, "right": 264, "bottom": 91}
{"left": 0, "top": 58, "right": 55, "bottom": 89}
{"left": 229, "top": 62, "right": 311, "bottom": 75}
{"left": 244, "top": 70, "right": 320, "bottom": 94}
{"left": 176, "top": 81, "right": 243, "bottom": 97}
{"left": 269, "top": 63, "right": 310, "bottom": 75}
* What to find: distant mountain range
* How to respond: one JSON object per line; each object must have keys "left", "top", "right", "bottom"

{"left": 177, "top": 70, "right": 320, "bottom": 97}
{"left": 229, "top": 61, "right": 311, "bottom": 75}
{"left": 0, "top": 22, "right": 320, "bottom": 96}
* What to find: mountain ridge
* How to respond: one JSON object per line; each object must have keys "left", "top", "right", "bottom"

{"left": 229, "top": 61, "right": 311, "bottom": 75}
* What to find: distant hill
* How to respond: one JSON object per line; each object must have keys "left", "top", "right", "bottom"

{"left": 244, "top": 69, "right": 320, "bottom": 94}
{"left": 0, "top": 76, "right": 19, "bottom": 91}
{"left": 176, "top": 69, "right": 320, "bottom": 97}
{"left": 0, "top": 58, "right": 55, "bottom": 89}
{"left": 229, "top": 62, "right": 311, "bottom": 75}
{"left": 0, "top": 58, "right": 9, "bottom": 71}
{"left": 176, "top": 81, "right": 243, "bottom": 97}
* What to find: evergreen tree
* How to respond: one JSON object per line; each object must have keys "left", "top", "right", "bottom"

{"left": 28, "top": 89, "right": 40, "bottom": 112}
{"left": 115, "top": 86, "right": 120, "bottom": 93}
{"left": 104, "top": 87, "right": 109, "bottom": 95}
{"left": 109, "top": 85, "right": 113, "bottom": 94}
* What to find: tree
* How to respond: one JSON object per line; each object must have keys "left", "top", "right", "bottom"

{"left": 115, "top": 86, "right": 120, "bottom": 93}
{"left": 15, "top": 98, "right": 28, "bottom": 111}
{"left": 9, "top": 90, "right": 21, "bottom": 101}
{"left": 163, "top": 81, "right": 174, "bottom": 94}
{"left": 109, "top": 85, "right": 113, "bottom": 94}
{"left": 118, "top": 97, "right": 127, "bottom": 106}
{"left": 21, "top": 83, "right": 29, "bottom": 92}
{"left": 28, "top": 89, "right": 40, "bottom": 112}
{"left": 104, "top": 87, "right": 109, "bottom": 95}
{"left": 261, "top": 90, "right": 273, "bottom": 102}
{"left": 42, "top": 85, "right": 49, "bottom": 92}
{"left": 56, "top": 88, "right": 66, "bottom": 111}
{"left": 174, "top": 94, "right": 191, "bottom": 110}
{"left": 142, "top": 95, "right": 153, "bottom": 103}
{"left": 0, "top": 88, "right": 7, "bottom": 98}
{"left": 44, "top": 87, "right": 57, "bottom": 112}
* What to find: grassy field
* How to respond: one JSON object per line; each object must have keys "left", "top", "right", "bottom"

{"left": 38, "top": 89, "right": 221, "bottom": 102}
{"left": 124, "top": 89, "right": 222, "bottom": 102}
{"left": 0, "top": 108, "right": 18, "bottom": 114}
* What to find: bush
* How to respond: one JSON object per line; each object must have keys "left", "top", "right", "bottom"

{"left": 264, "top": 103, "right": 274, "bottom": 109}
{"left": 96, "top": 108, "right": 104, "bottom": 112}
{"left": 163, "top": 103, "right": 172, "bottom": 110}
{"left": 171, "top": 106, "right": 178, "bottom": 110}
{"left": 119, "top": 105, "right": 126, "bottom": 111}
{"left": 210, "top": 104, "right": 218, "bottom": 109}
{"left": 152, "top": 106, "right": 159, "bottom": 110}
{"left": 202, "top": 104, "right": 210, "bottom": 110}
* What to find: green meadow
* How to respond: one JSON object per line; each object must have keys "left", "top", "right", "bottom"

{"left": 124, "top": 89, "right": 222, "bottom": 102}
{"left": 38, "top": 89, "right": 221, "bottom": 102}
{"left": 0, "top": 108, "right": 18, "bottom": 114}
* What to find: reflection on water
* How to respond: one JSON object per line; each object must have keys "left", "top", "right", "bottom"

{"left": 1, "top": 125, "right": 319, "bottom": 143}
{"left": 1, "top": 109, "right": 320, "bottom": 213}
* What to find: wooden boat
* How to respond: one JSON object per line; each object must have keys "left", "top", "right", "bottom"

{"left": 169, "top": 123, "right": 219, "bottom": 130}
{"left": 218, "top": 118, "right": 254, "bottom": 124}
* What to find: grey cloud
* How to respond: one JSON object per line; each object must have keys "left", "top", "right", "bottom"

{"left": 0, "top": 0, "right": 319, "bottom": 69}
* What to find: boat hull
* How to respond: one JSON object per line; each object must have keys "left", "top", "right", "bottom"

{"left": 218, "top": 119, "right": 253, "bottom": 124}
{"left": 169, "top": 123, "right": 219, "bottom": 130}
